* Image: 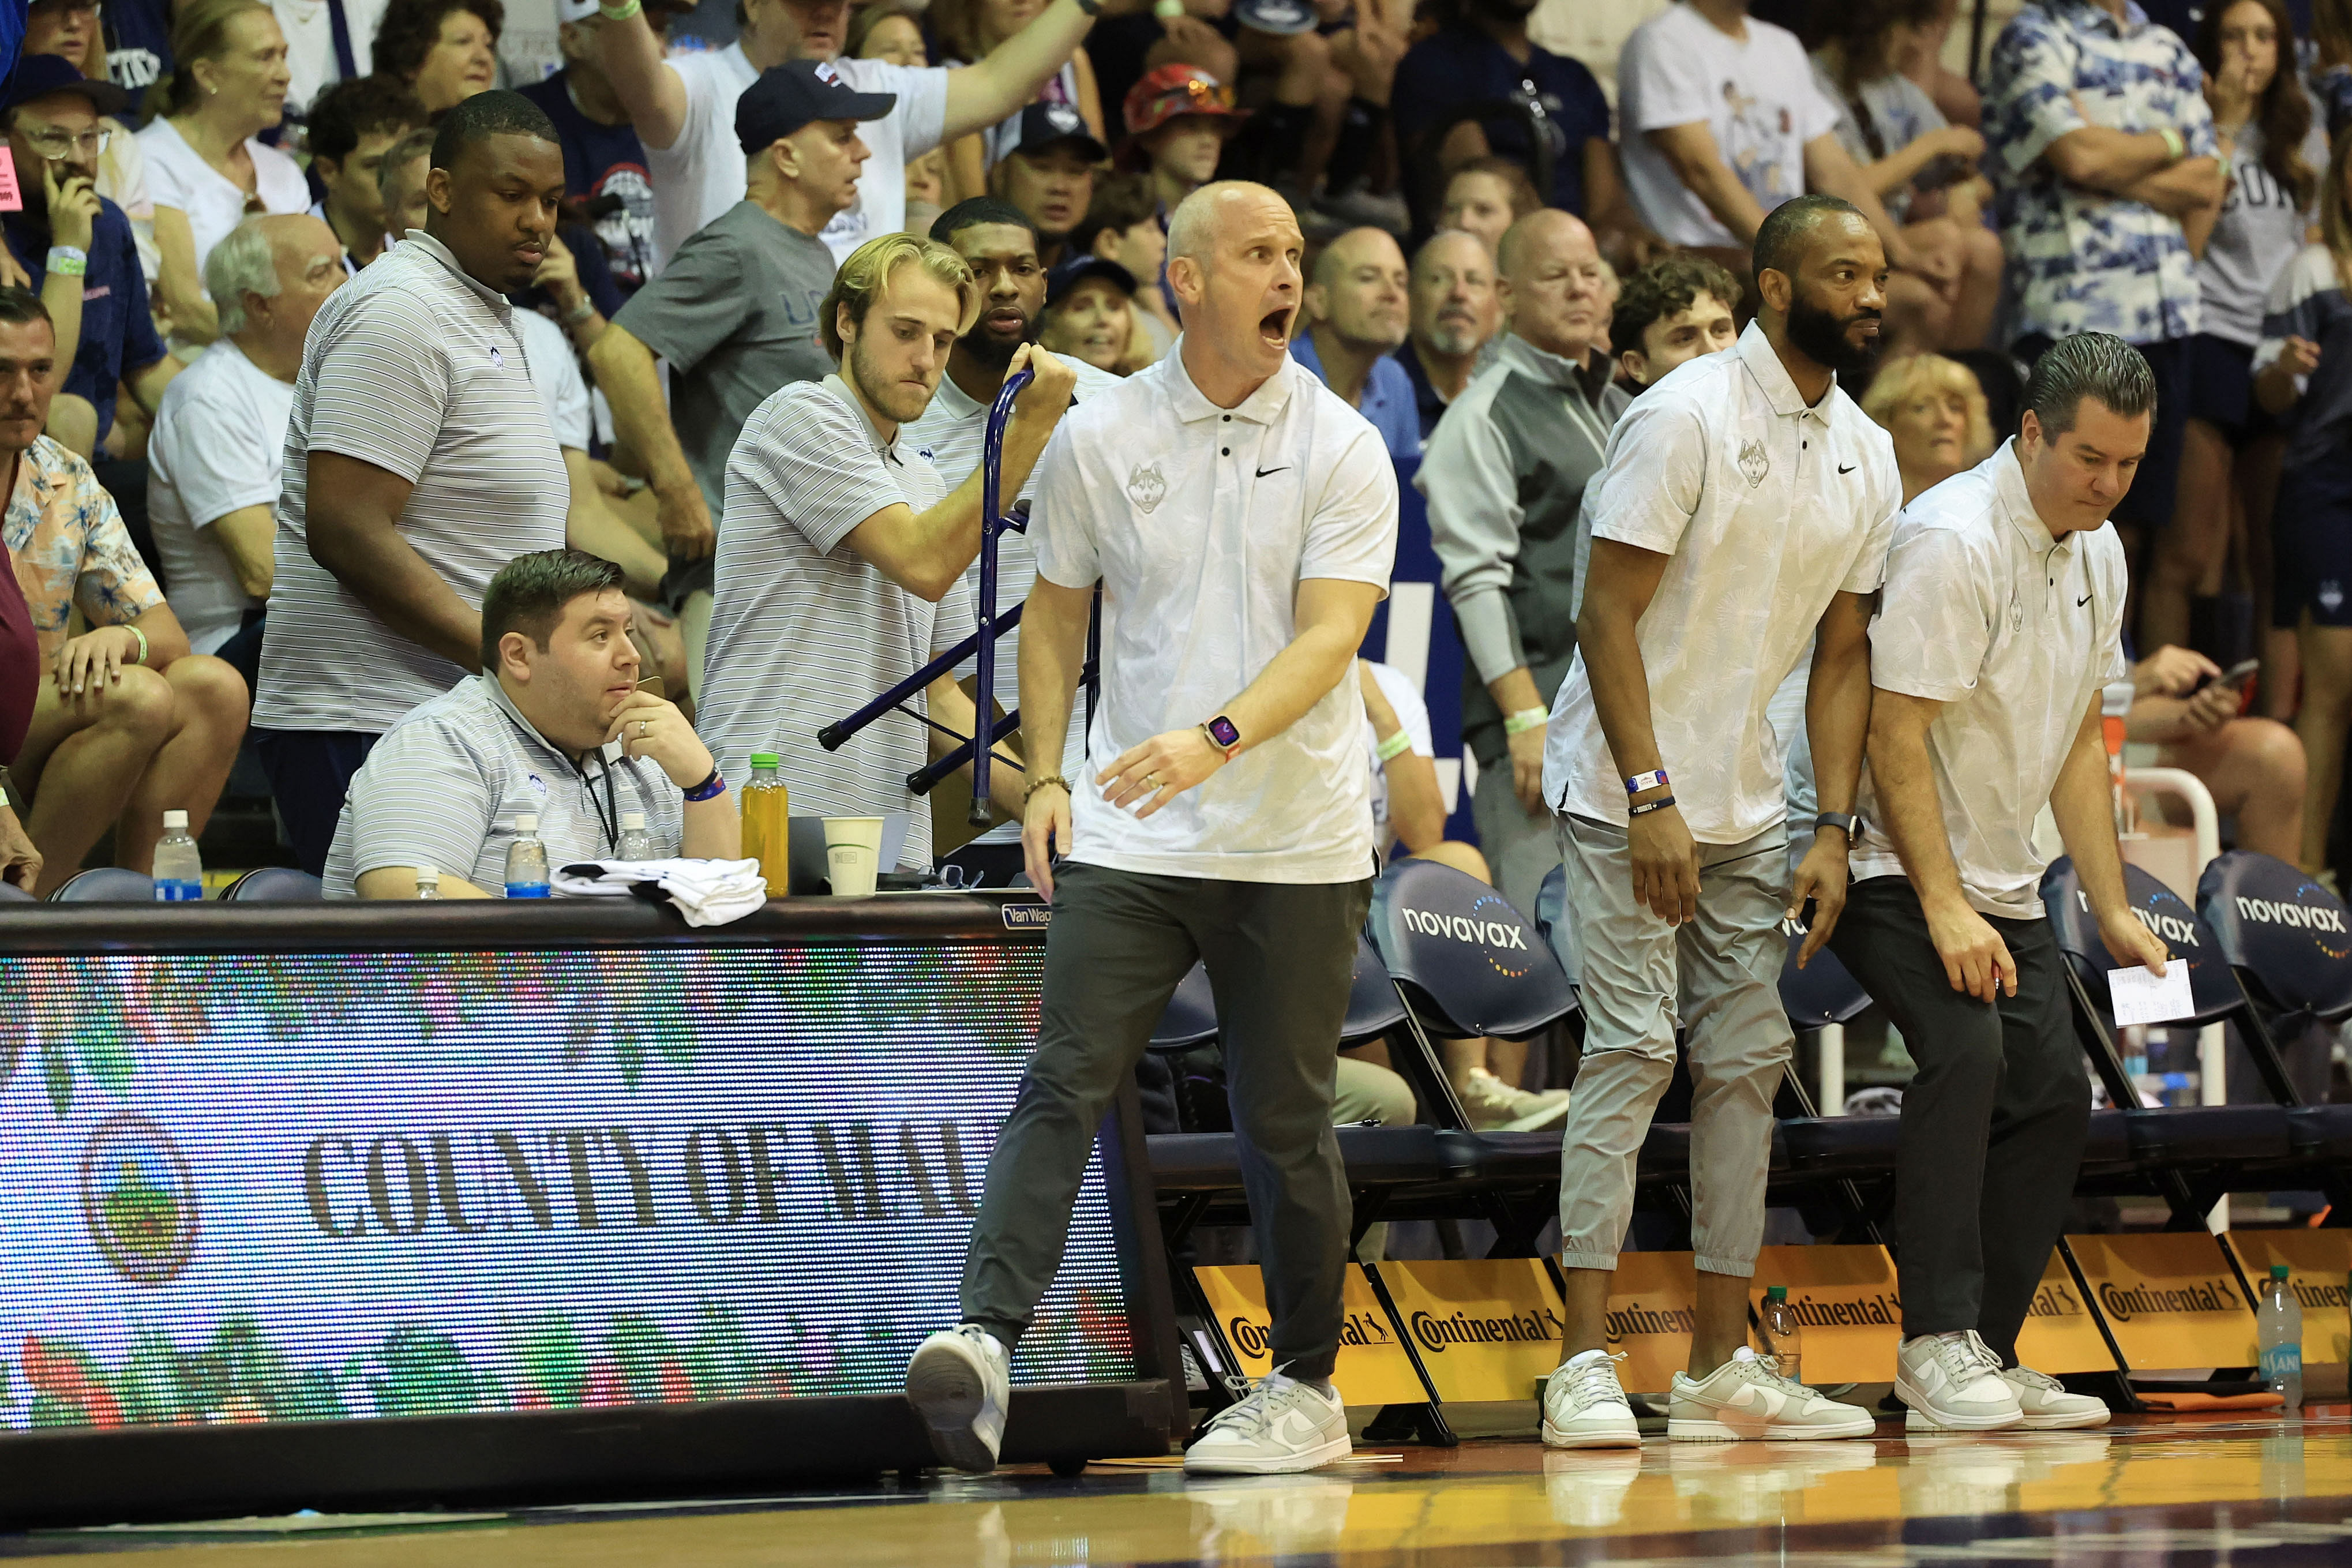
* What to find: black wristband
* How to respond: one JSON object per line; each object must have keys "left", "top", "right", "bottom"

{"left": 1627, "top": 794, "right": 1676, "bottom": 818}
{"left": 682, "top": 767, "right": 725, "bottom": 802}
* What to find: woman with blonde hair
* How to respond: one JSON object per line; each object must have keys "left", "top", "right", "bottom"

{"left": 1860, "top": 352, "right": 1995, "bottom": 503}
{"left": 136, "top": 0, "right": 306, "bottom": 351}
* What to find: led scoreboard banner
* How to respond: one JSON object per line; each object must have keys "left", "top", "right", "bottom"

{"left": 0, "top": 896, "right": 1186, "bottom": 1525}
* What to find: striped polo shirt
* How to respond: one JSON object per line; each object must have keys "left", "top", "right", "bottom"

{"left": 699, "top": 375, "right": 961, "bottom": 869}
{"left": 254, "top": 230, "right": 569, "bottom": 736}
{"left": 322, "top": 673, "right": 686, "bottom": 898}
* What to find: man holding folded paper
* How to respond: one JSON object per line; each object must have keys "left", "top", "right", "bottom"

{"left": 1834, "top": 331, "right": 2173, "bottom": 1436}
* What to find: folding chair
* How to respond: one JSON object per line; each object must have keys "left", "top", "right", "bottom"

{"left": 2042, "top": 857, "right": 2293, "bottom": 1227}
{"left": 220, "top": 867, "right": 324, "bottom": 902}
{"left": 2196, "top": 851, "right": 2352, "bottom": 1219}
{"left": 47, "top": 868, "right": 155, "bottom": 902}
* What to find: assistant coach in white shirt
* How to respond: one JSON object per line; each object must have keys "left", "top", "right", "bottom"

{"left": 1538, "top": 196, "right": 1895, "bottom": 1449}
{"left": 1833, "top": 333, "right": 2171, "bottom": 1436}
{"left": 906, "top": 183, "right": 1397, "bottom": 1480}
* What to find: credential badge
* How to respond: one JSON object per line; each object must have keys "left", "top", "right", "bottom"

{"left": 1737, "top": 438, "right": 1768, "bottom": 486}
{"left": 1128, "top": 462, "right": 1167, "bottom": 513}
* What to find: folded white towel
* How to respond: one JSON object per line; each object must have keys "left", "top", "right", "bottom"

{"left": 552, "top": 858, "right": 769, "bottom": 926}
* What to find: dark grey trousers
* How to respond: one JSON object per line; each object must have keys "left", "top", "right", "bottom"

{"left": 1828, "top": 876, "right": 2090, "bottom": 1364}
{"left": 961, "top": 860, "right": 1373, "bottom": 1380}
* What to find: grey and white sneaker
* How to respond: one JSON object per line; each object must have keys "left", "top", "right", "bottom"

{"left": 1462, "top": 1068, "right": 1574, "bottom": 1131}
{"left": 1668, "top": 1346, "right": 1878, "bottom": 1441}
{"left": 1896, "top": 1331, "right": 2024, "bottom": 1432}
{"left": 1184, "top": 1370, "right": 1352, "bottom": 1475}
{"left": 1541, "top": 1348, "right": 1641, "bottom": 1447}
{"left": 2001, "top": 1365, "right": 2110, "bottom": 1430}
{"left": 906, "top": 1324, "right": 1011, "bottom": 1473}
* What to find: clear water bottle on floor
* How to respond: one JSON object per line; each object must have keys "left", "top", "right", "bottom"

{"left": 616, "top": 809, "right": 656, "bottom": 862}
{"left": 2259, "top": 1264, "right": 2303, "bottom": 1409}
{"left": 414, "top": 865, "right": 441, "bottom": 900}
{"left": 504, "top": 815, "right": 551, "bottom": 899}
{"left": 152, "top": 810, "right": 202, "bottom": 901}
{"left": 1760, "top": 1285, "right": 1803, "bottom": 1387}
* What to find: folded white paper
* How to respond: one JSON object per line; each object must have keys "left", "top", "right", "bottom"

{"left": 2107, "top": 962, "right": 2194, "bottom": 1026}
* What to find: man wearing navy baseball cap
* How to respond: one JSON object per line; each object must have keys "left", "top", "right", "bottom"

{"left": 596, "top": 0, "right": 1138, "bottom": 273}
{"left": 991, "top": 100, "right": 1104, "bottom": 269}
{"left": 594, "top": 59, "right": 896, "bottom": 691}
{"left": 0, "top": 52, "right": 174, "bottom": 457}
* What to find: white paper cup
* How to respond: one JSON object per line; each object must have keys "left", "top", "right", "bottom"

{"left": 823, "top": 815, "right": 886, "bottom": 896}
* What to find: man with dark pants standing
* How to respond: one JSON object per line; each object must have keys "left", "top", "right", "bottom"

{"left": 1833, "top": 332, "right": 2171, "bottom": 1434}
{"left": 1539, "top": 195, "right": 1896, "bottom": 1447}
{"left": 906, "top": 181, "right": 1397, "bottom": 1477}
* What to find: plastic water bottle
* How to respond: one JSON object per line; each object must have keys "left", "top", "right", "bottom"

{"left": 504, "top": 814, "right": 551, "bottom": 899}
{"left": 2259, "top": 1264, "right": 2303, "bottom": 1409}
{"left": 414, "top": 865, "right": 441, "bottom": 900}
{"left": 740, "top": 752, "right": 789, "bottom": 896}
{"left": 616, "top": 809, "right": 656, "bottom": 863}
{"left": 1760, "top": 1285, "right": 1803, "bottom": 1387}
{"left": 151, "top": 810, "right": 202, "bottom": 901}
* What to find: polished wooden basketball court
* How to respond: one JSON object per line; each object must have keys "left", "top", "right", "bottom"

{"left": 8, "top": 1409, "right": 2352, "bottom": 1565}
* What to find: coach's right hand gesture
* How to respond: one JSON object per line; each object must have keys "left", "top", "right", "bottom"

{"left": 1629, "top": 797, "right": 1701, "bottom": 926}
{"left": 1926, "top": 891, "right": 2017, "bottom": 1002}
{"left": 1022, "top": 778, "right": 1072, "bottom": 899}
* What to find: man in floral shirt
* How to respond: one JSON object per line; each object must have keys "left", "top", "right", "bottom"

{"left": 0, "top": 290, "right": 247, "bottom": 895}
{"left": 1985, "top": 0, "right": 2224, "bottom": 550}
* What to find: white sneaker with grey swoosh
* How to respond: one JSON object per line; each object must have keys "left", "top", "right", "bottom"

{"left": 1541, "top": 1348, "right": 1641, "bottom": 1447}
{"left": 1896, "top": 1330, "right": 2024, "bottom": 1432}
{"left": 1667, "top": 1346, "right": 1878, "bottom": 1441}
{"left": 906, "top": 1323, "right": 1011, "bottom": 1473}
{"left": 1184, "top": 1370, "right": 1352, "bottom": 1474}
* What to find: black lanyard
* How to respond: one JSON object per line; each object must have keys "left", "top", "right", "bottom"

{"left": 571, "top": 750, "right": 620, "bottom": 855}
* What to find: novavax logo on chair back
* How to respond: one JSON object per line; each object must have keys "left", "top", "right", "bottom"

{"left": 1367, "top": 858, "right": 1575, "bottom": 1039}
{"left": 2040, "top": 858, "right": 2237, "bottom": 1026}
{"left": 2196, "top": 851, "right": 2352, "bottom": 1025}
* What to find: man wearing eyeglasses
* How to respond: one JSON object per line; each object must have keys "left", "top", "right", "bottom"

{"left": 0, "top": 56, "right": 176, "bottom": 462}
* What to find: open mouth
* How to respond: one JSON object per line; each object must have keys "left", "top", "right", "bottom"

{"left": 984, "top": 308, "right": 1026, "bottom": 332}
{"left": 1259, "top": 307, "right": 1292, "bottom": 347}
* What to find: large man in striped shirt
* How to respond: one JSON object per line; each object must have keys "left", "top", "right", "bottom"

{"left": 252, "top": 91, "right": 573, "bottom": 874}
{"left": 696, "top": 233, "right": 1077, "bottom": 868}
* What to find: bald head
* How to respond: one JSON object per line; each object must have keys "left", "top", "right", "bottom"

{"left": 1496, "top": 208, "right": 1592, "bottom": 282}
{"left": 1306, "top": 226, "right": 1409, "bottom": 353}
{"left": 1494, "top": 208, "right": 1606, "bottom": 363}
{"left": 1165, "top": 181, "right": 1306, "bottom": 400}
{"left": 1410, "top": 229, "right": 1500, "bottom": 359}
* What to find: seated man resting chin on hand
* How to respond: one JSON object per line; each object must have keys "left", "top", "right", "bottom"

{"left": 324, "top": 549, "right": 741, "bottom": 899}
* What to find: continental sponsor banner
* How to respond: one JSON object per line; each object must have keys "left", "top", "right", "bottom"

{"left": 2012, "top": 1247, "right": 2121, "bottom": 1374}
{"left": 2065, "top": 1232, "right": 2258, "bottom": 1370}
{"left": 2223, "top": 1231, "right": 2352, "bottom": 1363}
{"left": 1604, "top": 1251, "right": 1697, "bottom": 1393}
{"left": 1749, "top": 1245, "right": 1901, "bottom": 1383}
{"left": 1192, "top": 1265, "right": 1426, "bottom": 1407}
{"left": 1375, "top": 1258, "right": 1565, "bottom": 1402}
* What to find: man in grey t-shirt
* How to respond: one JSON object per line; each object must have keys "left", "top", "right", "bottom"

{"left": 593, "top": 62, "right": 894, "bottom": 692}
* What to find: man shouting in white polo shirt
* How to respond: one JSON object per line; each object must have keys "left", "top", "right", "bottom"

{"left": 1832, "top": 333, "right": 2171, "bottom": 1435}
{"left": 906, "top": 181, "right": 1397, "bottom": 1478}
{"left": 1540, "top": 194, "right": 1897, "bottom": 1447}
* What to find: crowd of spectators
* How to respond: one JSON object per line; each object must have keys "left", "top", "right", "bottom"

{"left": 0, "top": 0, "right": 2344, "bottom": 1003}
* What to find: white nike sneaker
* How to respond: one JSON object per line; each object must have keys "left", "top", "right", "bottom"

{"left": 1667, "top": 1346, "right": 1878, "bottom": 1441}
{"left": 906, "top": 1324, "right": 1011, "bottom": 1473}
{"left": 1184, "top": 1371, "right": 1352, "bottom": 1475}
{"left": 1896, "top": 1331, "right": 2024, "bottom": 1432}
{"left": 1541, "top": 1348, "right": 1642, "bottom": 1447}
{"left": 2000, "top": 1365, "right": 2110, "bottom": 1430}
